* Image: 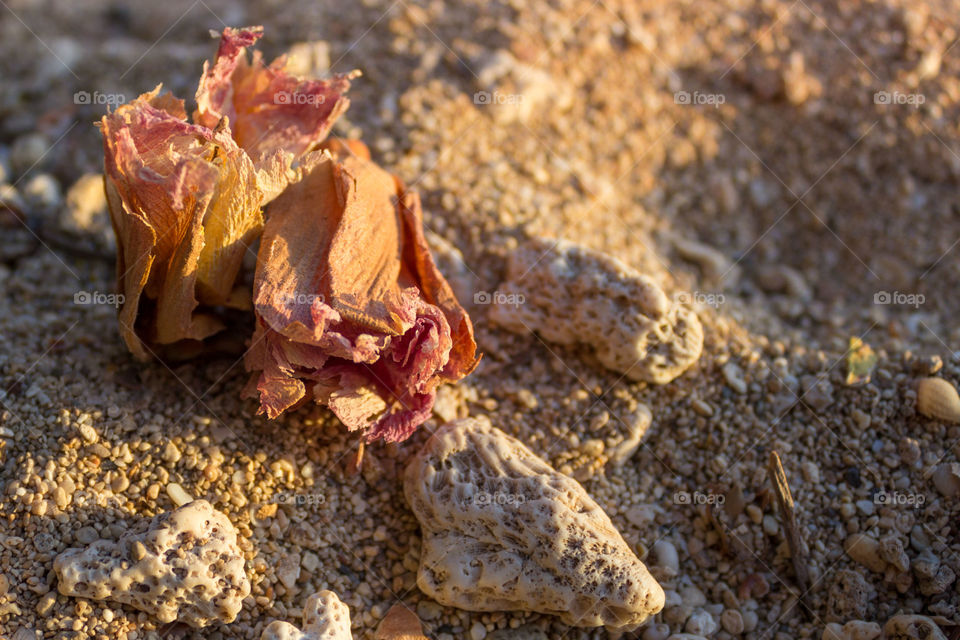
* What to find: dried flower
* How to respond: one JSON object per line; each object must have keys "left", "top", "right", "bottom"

{"left": 102, "top": 26, "right": 355, "bottom": 359}
{"left": 194, "top": 26, "right": 358, "bottom": 201}
{"left": 101, "top": 87, "right": 263, "bottom": 359}
{"left": 244, "top": 141, "right": 478, "bottom": 442}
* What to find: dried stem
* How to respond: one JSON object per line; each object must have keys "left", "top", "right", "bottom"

{"left": 767, "top": 451, "right": 810, "bottom": 600}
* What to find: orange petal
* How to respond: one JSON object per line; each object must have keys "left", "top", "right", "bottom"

{"left": 375, "top": 604, "right": 428, "bottom": 640}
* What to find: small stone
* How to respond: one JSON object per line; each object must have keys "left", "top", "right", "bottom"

{"left": 883, "top": 614, "right": 947, "bottom": 640}
{"left": 721, "top": 609, "right": 744, "bottom": 634}
{"left": 77, "top": 423, "right": 98, "bottom": 444}
{"left": 10, "top": 133, "right": 50, "bottom": 175}
{"left": 822, "top": 622, "right": 844, "bottom": 640}
{"left": 165, "top": 483, "right": 193, "bottom": 507}
{"left": 33, "top": 532, "right": 56, "bottom": 553}
{"left": 842, "top": 620, "right": 881, "bottom": 640}
{"left": 416, "top": 600, "right": 442, "bottom": 621}
{"left": 162, "top": 442, "right": 182, "bottom": 464}
{"left": 685, "top": 609, "right": 717, "bottom": 636}
{"left": 762, "top": 514, "right": 779, "bottom": 536}
{"left": 111, "top": 473, "right": 130, "bottom": 493}
{"left": 470, "top": 622, "right": 488, "bottom": 640}
{"left": 845, "top": 533, "right": 887, "bottom": 572}
{"left": 855, "top": 499, "right": 875, "bottom": 516}
{"left": 931, "top": 463, "right": 960, "bottom": 497}
{"left": 36, "top": 591, "right": 57, "bottom": 615}
{"left": 75, "top": 526, "right": 99, "bottom": 545}
{"left": 722, "top": 362, "right": 748, "bottom": 394}
{"left": 899, "top": 438, "right": 921, "bottom": 464}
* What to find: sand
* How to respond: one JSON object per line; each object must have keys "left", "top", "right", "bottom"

{"left": 1, "top": 0, "right": 959, "bottom": 638}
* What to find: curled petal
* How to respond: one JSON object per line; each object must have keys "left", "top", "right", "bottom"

{"left": 245, "top": 143, "right": 478, "bottom": 441}
{"left": 102, "top": 86, "right": 263, "bottom": 359}
{"left": 195, "top": 26, "right": 358, "bottom": 183}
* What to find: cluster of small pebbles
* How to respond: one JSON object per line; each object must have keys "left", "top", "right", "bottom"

{"left": 2, "top": 0, "right": 960, "bottom": 639}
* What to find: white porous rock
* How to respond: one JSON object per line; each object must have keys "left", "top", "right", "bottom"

{"left": 883, "top": 614, "right": 947, "bottom": 640}
{"left": 261, "top": 591, "right": 352, "bottom": 640}
{"left": 53, "top": 500, "right": 249, "bottom": 627}
{"left": 489, "top": 238, "right": 703, "bottom": 384}
{"left": 403, "top": 416, "right": 665, "bottom": 630}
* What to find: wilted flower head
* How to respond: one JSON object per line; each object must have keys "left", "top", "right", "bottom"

{"left": 244, "top": 141, "right": 478, "bottom": 443}
{"left": 102, "top": 26, "right": 355, "bottom": 359}
{"left": 101, "top": 87, "right": 263, "bottom": 359}
{"left": 102, "top": 26, "right": 478, "bottom": 442}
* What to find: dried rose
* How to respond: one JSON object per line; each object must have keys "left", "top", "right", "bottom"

{"left": 194, "top": 26, "right": 358, "bottom": 201}
{"left": 244, "top": 141, "right": 478, "bottom": 442}
{"left": 101, "top": 87, "right": 263, "bottom": 360}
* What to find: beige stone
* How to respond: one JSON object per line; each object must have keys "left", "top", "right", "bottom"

{"left": 54, "top": 500, "right": 249, "bottom": 627}
{"left": 261, "top": 591, "right": 352, "bottom": 640}
{"left": 489, "top": 237, "right": 703, "bottom": 384}
{"left": 403, "top": 416, "right": 665, "bottom": 630}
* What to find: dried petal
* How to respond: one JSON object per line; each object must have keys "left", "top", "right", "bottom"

{"left": 245, "top": 143, "right": 478, "bottom": 442}
{"left": 194, "top": 26, "right": 357, "bottom": 201}
{"left": 101, "top": 86, "right": 263, "bottom": 359}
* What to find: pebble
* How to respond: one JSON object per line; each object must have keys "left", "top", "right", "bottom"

{"left": 416, "top": 600, "right": 442, "bottom": 621}
{"left": 822, "top": 623, "right": 844, "bottom": 640}
{"left": 845, "top": 533, "right": 886, "bottom": 572}
{"left": 843, "top": 620, "right": 881, "bottom": 640}
{"left": 899, "top": 438, "right": 921, "bottom": 464}
{"left": 36, "top": 590, "right": 57, "bottom": 615}
{"left": 75, "top": 526, "right": 99, "bottom": 544}
{"left": 10, "top": 133, "right": 50, "bottom": 175}
{"left": 685, "top": 609, "right": 717, "bottom": 636}
{"left": 77, "top": 423, "right": 98, "bottom": 444}
{"left": 643, "top": 623, "right": 671, "bottom": 640}
{"left": 722, "top": 362, "right": 748, "bottom": 394}
{"left": 651, "top": 539, "right": 679, "bottom": 575}
{"left": 165, "top": 482, "right": 193, "bottom": 507}
{"left": 162, "top": 442, "right": 182, "bottom": 464}
{"left": 762, "top": 514, "right": 779, "bottom": 536}
{"left": 931, "top": 462, "right": 960, "bottom": 497}
{"left": 721, "top": 609, "right": 744, "bottom": 634}
{"left": 470, "top": 622, "right": 487, "bottom": 640}
{"left": 22, "top": 173, "right": 61, "bottom": 209}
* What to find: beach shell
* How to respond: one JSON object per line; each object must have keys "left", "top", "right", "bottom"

{"left": 916, "top": 377, "right": 960, "bottom": 423}
{"left": 375, "top": 604, "right": 428, "bottom": 639}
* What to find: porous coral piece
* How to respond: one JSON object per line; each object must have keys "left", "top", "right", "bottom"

{"left": 489, "top": 237, "right": 703, "bottom": 384}
{"left": 244, "top": 141, "right": 478, "bottom": 442}
{"left": 53, "top": 500, "right": 249, "bottom": 628}
{"left": 403, "top": 417, "right": 665, "bottom": 630}
{"left": 102, "top": 87, "right": 263, "bottom": 359}
{"left": 883, "top": 615, "right": 947, "bottom": 640}
{"left": 261, "top": 590, "right": 352, "bottom": 640}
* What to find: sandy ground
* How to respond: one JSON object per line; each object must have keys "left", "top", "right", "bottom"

{"left": 1, "top": 0, "right": 960, "bottom": 638}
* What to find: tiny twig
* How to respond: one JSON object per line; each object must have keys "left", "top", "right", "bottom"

{"left": 767, "top": 451, "right": 810, "bottom": 603}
